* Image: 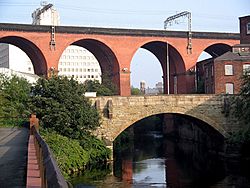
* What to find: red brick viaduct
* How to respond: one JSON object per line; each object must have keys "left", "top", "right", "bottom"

{"left": 0, "top": 23, "right": 239, "bottom": 96}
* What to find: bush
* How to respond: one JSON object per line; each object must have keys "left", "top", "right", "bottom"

{"left": 79, "top": 135, "right": 111, "bottom": 164}
{"left": 41, "top": 130, "right": 89, "bottom": 178}
{"left": 41, "top": 130, "right": 111, "bottom": 178}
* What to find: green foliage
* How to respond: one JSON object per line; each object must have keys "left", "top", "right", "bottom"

{"left": 70, "top": 165, "right": 111, "bottom": 186}
{"left": 131, "top": 86, "right": 142, "bottom": 95}
{"left": 41, "top": 130, "right": 89, "bottom": 178}
{"left": 41, "top": 130, "right": 111, "bottom": 178}
{"left": 227, "top": 129, "right": 250, "bottom": 144}
{"left": 79, "top": 135, "right": 111, "bottom": 164}
{"left": 233, "top": 73, "right": 250, "bottom": 128}
{"left": 0, "top": 117, "right": 28, "bottom": 127}
{"left": 83, "top": 73, "right": 117, "bottom": 96}
{"left": 230, "top": 72, "right": 250, "bottom": 145}
{"left": 30, "top": 76, "right": 100, "bottom": 139}
{"left": 83, "top": 79, "right": 117, "bottom": 96}
{"left": 0, "top": 74, "right": 31, "bottom": 117}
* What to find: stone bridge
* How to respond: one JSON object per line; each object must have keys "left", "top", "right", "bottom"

{"left": 90, "top": 94, "right": 239, "bottom": 144}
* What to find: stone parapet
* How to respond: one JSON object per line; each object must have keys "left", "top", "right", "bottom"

{"left": 90, "top": 94, "right": 239, "bottom": 143}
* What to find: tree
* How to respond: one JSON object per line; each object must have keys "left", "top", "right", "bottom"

{"left": 229, "top": 71, "right": 250, "bottom": 146}
{"left": 30, "top": 76, "right": 100, "bottom": 139}
{"left": 84, "top": 79, "right": 116, "bottom": 96}
{"left": 233, "top": 72, "right": 250, "bottom": 129}
{"left": 131, "top": 86, "right": 142, "bottom": 95}
{"left": 0, "top": 74, "right": 31, "bottom": 117}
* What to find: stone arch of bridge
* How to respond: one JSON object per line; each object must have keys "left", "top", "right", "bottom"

{"left": 112, "top": 109, "right": 228, "bottom": 142}
{"left": 59, "top": 38, "right": 120, "bottom": 93}
{"left": 0, "top": 36, "right": 47, "bottom": 76}
{"left": 130, "top": 40, "right": 187, "bottom": 94}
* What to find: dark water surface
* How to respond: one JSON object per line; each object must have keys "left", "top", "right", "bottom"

{"left": 71, "top": 131, "right": 250, "bottom": 188}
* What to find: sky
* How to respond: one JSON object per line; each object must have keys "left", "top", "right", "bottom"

{"left": 0, "top": 0, "right": 249, "bottom": 88}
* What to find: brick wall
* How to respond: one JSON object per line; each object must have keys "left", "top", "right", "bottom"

{"left": 214, "top": 60, "right": 250, "bottom": 94}
{"left": 240, "top": 16, "right": 250, "bottom": 44}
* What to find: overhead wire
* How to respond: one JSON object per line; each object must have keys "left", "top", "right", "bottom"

{"left": 0, "top": 1, "right": 240, "bottom": 31}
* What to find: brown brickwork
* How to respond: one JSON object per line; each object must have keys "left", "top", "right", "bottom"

{"left": 0, "top": 23, "right": 239, "bottom": 96}
{"left": 240, "top": 15, "right": 250, "bottom": 44}
{"left": 214, "top": 59, "right": 250, "bottom": 94}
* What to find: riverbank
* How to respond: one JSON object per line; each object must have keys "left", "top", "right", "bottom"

{"left": 40, "top": 130, "right": 111, "bottom": 179}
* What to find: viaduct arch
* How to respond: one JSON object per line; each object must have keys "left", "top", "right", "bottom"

{"left": 0, "top": 23, "right": 239, "bottom": 96}
{"left": 0, "top": 36, "right": 47, "bottom": 75}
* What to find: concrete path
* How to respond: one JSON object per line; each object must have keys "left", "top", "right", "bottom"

{"left": 0, "top": 127, "right": 29, "bottom": 187}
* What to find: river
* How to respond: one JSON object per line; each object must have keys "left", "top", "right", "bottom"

{"left": 71, "top": 116, "right": 250, "bottom": 188}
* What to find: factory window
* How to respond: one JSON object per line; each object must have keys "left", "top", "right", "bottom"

{"left": 225, "top": 83, "right": 234, "bottom": 94}
{"left": 247, "top": 22, "right": 250, "bottom": 34}
{"left": 225, "top": 64, "right": 233, "bottom": 75}
{"left": 243, "top": 64, "right": 250, "bottom": 75}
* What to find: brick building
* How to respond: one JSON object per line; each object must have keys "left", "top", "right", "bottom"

{"left": 197, "top": 15, "right": 250, "bottom": 94}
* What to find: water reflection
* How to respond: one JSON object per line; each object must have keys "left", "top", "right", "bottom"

{"left": 133, "top": 158, "right": 166, "bottom": 187}
{"left": 72, "top": 118, "right": 250, "bottom": 188}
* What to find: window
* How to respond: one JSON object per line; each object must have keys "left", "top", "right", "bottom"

{"left": 225, "top": 83, "right": 234, "bottom": 94}
{"left": 247, "top": 22, "right": 250, "bottom": 34}
{"left": 225, "top": 64, "right": 233, "bottom": 75}
{"left": 243, "top": 64, "right": 250, "bottom": 75}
